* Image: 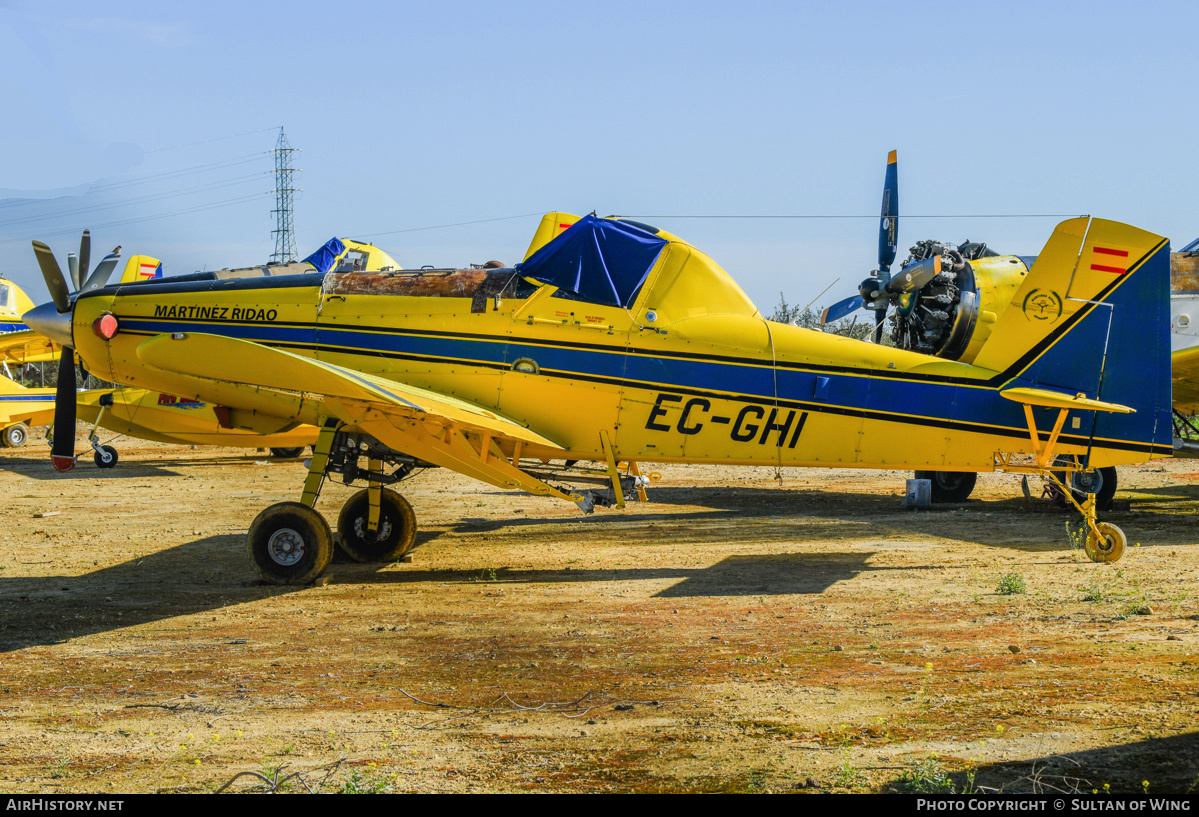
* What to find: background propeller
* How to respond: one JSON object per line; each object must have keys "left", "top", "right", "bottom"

{"left": 30, "top": 230, "right": 121, "bottom": 472}
{"left": 820, "top": 150, "right": 902, "bottom": 337}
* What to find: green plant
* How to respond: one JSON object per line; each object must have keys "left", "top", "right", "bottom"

{"left": 339, "top": 769, "right": 393, "bottom": 794}
{"left": 900, "top": 757, "right": 956, "bottom": 793}
{"left": 996, "top": 573, "right": 1027, "bottom": 595}
{"left": 833, "top": 749, "right": 865, "bottom": 788}
{"left": 47, "top": 757, "right": 69, "bottom": 780}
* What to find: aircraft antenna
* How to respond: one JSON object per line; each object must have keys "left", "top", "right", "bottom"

{"left": 270, "top": 127, "right": 301, "bottom": 264}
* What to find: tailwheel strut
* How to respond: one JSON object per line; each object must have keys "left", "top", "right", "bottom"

{"left": 1044, "top": 468, "right": 1126, "bottom": 563}
{"left": 1004, "top": 398, "right": 1129, "bottom": 563}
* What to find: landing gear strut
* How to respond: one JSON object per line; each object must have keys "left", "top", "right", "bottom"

{"left": 87, "top": 392, "right": 120, "bottom": 469}
{"left": 247, "top": 421, "right": 426, "bottom": 584}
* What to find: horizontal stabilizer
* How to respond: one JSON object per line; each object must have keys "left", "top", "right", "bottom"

{"left": 1000, "top": 387, "right": 1133, "bottom": 414}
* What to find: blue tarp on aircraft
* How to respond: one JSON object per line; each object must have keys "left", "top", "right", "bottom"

{"left": 516, "top": 215, "right": 666, "bottom": 308}
{"left": 303, "top": 237, "right": 347, "bottom": 274}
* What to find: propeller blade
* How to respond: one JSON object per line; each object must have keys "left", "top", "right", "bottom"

{"left": 821, "top": 294, "right": 865, "bottom": 324}
{"left": 32, "top": 241, "right": 72, "bottom": 313}
{"left": 79, "top": 229, "right": 91, "bottom": 286}
{"left": 877, "top": 150, "right": 898, "bottom": 280}
{"left": 884, "top": 255, "right": 941, "bottom": 295}
{"left": 67, "top": 253, "right": 80, "bottom": 292}
{"left": 50, "top": 351, "right": 77, "bottom": 472}
{"left": 80, "top": 252, "right": 122, "bottom": 293}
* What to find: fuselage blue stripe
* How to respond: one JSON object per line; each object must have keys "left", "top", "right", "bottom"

{"left": 116, "top": 317, "right": 1119, "bottom": 446}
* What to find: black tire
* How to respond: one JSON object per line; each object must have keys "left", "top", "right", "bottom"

{"left": 1051, "top": 457, "right": 1117, "bottom": 510}
{"left": 270, "top": 447, "right": 304, "bottom": 458}
{"left": 94, "top": 445, "right": 118, "bottom": 469}
{"left": 336, "top": 488, "right": 417, "bottom": 563}
{"left": 247, "top": 502, "right": 334, "bottom": 585}
{"left": 913, "top": 470, "right": 977, "bottom": 503}
{"left": 2, "top": 423, "right": 28, "bottom": 448}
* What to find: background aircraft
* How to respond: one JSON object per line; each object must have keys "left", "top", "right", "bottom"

{"left": 26, "top": 198, "right": 1171, "bottom": 584}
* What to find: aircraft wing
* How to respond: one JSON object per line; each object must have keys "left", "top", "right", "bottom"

{"left": 135, "top": 333, "right": 578, "bottom": 499}
{"left": 0, "top": 329, "right": 59, "bottom": 365}
{"left": 1173, "top": 346, "right": 1199, "bottom": 414}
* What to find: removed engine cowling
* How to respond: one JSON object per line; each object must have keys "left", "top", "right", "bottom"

{"left": 888, "top": 239, "right": 1029, "bottom": 363}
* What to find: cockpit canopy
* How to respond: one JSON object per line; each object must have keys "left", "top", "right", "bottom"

{"left": 516, "top": 213, "right": 760, "bottom": 322}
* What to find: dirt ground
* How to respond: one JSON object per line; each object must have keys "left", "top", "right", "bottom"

{"left": 1, "top": 435, "right": 1198, "bottom": 794}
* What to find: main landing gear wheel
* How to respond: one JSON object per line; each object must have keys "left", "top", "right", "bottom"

{"left": 93, "top": 445, "right": 118, "bottom": 469}
{"left": 270, "top": 447, "right": 304, "bottom": 458}
{"left": 247, "top": 501, "right": 334, "bottom": 585}
{"left": 336, "top": 488, "right": 417, "bottom": 563}
{"left": 2, "top": 423, "right": 28, "bottom": 448}
{"left": 1085, "top": 521, "right": 1126, "bottom": 563}
{"left": 913, "top": 470, "right": 977, "bottom": 503}
{"left": 1051, "top": 459, "right": 1117, "bottom": 511}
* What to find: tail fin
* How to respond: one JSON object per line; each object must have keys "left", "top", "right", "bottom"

{"left": 975, "top": 217, "right": 1171, "bottom": 457}
{"left": 522, "top": 212, "right": 581, "bottom": 262}
{"left": 120, "top": 255, "right": 162, "bottom": 283}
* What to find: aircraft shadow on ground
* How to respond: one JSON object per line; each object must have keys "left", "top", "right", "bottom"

{"left": 0, "top": 535, "right": 300, "bottom": 652}
{"left": 0, "top": 455, "right": 183, "bottom": 479}
{"left": 326, "top": 550, "right": 910, "bottom": 599}
{"left": 882, "top": 731, "right": 1199, "bottom": 794}
{"left": 448, "top": 484, "right": 1106, "bottom": 555}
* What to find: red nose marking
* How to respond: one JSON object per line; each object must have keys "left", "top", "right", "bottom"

{"left": 51, "top": 456, "right": 76, "bottom": 473}
{"left": 93, "top": 314, "right": 119, "bottom": 339}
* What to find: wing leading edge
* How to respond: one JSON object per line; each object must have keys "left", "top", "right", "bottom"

{"left": 134, "top": 333, "right": 581, "bottom": 501}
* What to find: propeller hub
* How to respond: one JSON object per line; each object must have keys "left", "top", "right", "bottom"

{"left": 24, "top": 302, "right": 74, "bottom": 348}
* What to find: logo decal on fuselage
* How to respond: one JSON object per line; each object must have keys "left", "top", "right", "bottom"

{"left": 1022, "top": 289, "right": 1063, "bottom": 322}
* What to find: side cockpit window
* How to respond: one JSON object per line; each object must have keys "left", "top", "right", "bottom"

{"left": 334, "top": 250, "right": 368, "bottom": 272}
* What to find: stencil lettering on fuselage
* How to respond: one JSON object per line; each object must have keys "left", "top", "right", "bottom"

{"left": 643, "top": 393, "right": 808, "bottom": 450}
{"left": 153, "top": 305, "right": 278, "bottom": 321}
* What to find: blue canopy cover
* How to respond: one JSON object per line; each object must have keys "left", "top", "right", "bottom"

{"left": 516, "top": 215, "right": 667, "bottom": 308}
{"left": 303, "top": 237, "right": 347, "bottom": 274}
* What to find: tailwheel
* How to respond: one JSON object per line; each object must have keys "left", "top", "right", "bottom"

{"left": 247, "top": 501, "right": 334, "bottom": 584}
{"left": 914, "top": 470, "right": 976, "bottom": 502}
{"left": 93, "top": 445, "right": 118, "bottom": 469}
{"left": 336, "top": 488, "right": 417, "bottom": 562}
{"left": 1085, "top": 521, "right": 1126, "bottom": 563}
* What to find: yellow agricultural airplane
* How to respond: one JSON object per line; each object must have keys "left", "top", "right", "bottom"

{"left": 26, "top": 200, "right": 1172, "bottom": 584}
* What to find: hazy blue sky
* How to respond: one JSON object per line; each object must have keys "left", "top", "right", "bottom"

{"left": 0, "top": 0, "right": 1194, "bottom": 312}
